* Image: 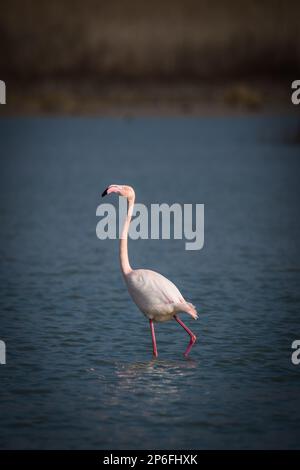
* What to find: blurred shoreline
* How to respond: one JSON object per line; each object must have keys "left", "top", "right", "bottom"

{"left": 1, "top": 78, "right": 298, "bottom": 116}
{"left": 1, "top": 0, "right": 300, "bottom": 116}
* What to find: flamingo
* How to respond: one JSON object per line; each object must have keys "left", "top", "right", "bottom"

{"left": 102, "top": 184, "right": 198, "bottom": 357}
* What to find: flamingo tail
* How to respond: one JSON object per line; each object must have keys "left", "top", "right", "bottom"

{"left": 177, "top": 302, "right": 198, "bottom": 320}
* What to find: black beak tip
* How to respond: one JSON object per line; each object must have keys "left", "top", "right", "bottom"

{"left": 102, "top": 188, "right": 108, "bottom": 197}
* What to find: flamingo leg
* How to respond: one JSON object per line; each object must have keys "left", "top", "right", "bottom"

{"left": 149, "top": 319, "right": 158, "bottom": 357}
{"left": 174, "top": 315, "right": 197, "bottom": 357}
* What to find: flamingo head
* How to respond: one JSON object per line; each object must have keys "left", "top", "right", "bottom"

{"left": 102, "top": 184, "right": 135, "bottom": 200}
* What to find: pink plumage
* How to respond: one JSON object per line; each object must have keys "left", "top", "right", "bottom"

{"left": 102, "top": 184, "right": 198, "bottom": 357}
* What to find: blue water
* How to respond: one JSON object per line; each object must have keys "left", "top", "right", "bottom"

{"left": 0, "top": 116, "right": 300, "bottom": 449}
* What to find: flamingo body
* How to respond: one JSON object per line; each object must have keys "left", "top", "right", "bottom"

{"left": 102, "top": 184, "right": 198, "bottom": 357}
{"left": 125, "top": 269, "right": 198, "bottom": 322}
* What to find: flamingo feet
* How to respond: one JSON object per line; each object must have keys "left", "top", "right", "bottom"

{"left": 174, "top": 315, "right": 197, "bottom": 357}
{"left": 149, "top": 319, "right": 158, "bottom": 358}
{"left": 184, "top": 334, "right": 197, "bottom": 357}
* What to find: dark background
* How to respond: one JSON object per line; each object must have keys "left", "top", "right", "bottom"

{"left": 0, "top": 0, "right": 300, "bottom": 114}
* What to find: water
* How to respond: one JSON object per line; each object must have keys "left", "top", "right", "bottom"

{"left": 0, "top": 116, "right": 300, "bottom": 449}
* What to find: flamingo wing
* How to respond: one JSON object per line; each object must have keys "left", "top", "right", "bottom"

{"left": 125, "top": 269, "right": 198, "bottom": 320}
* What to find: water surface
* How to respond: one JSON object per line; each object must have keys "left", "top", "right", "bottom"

{"left": 0, "top": 116, "right": 300, "bottom": 449}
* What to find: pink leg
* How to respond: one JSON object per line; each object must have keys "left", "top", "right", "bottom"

{"left": 174, "top": 315, "right": 197, "bottom": 357}
{"left": 149, "top": 319, "right": 158, "bottom": 357}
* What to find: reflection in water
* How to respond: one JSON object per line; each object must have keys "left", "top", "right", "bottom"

{"left": 116, "top": 359, "right": 197, "bottom": 380}
{"left": 110, "top": 360, "right": 198, "bottom": 406}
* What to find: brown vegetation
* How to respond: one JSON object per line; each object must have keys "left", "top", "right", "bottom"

{"left": 1, "top": 0, "right": 299, "bottom": 114}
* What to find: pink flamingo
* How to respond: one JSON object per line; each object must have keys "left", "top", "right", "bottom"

{"left": 102, "top": 184, "right": 198, "bottom": 357}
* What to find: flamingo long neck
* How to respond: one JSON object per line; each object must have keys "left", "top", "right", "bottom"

{"left": 120, "top": 196, "right": 134, "bottom": 276}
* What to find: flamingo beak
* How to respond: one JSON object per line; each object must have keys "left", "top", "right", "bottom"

{"left": 102, "top": 185, "right": 122, "bottom": 197}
